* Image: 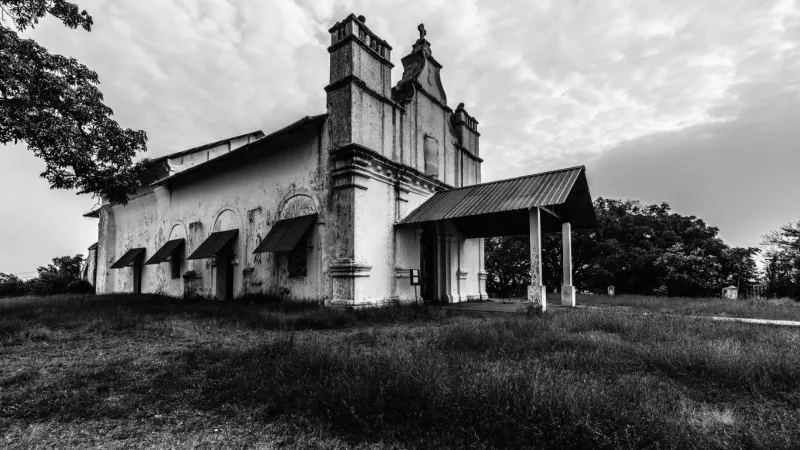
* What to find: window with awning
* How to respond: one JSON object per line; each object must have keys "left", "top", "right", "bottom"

{"left": 187, "top": 230, "right": 238, "bottom": 260}
{"left": 253, "top": 214, "right": 317, "bottom": 254}
{"left": 110, "top": 248, "right": 146, "bottom": 269}
{"left": 145, "top": 239, "right": 185, "bottom": 279}
{"left": 144, "top": 239, "right": 184, "bottom": 265}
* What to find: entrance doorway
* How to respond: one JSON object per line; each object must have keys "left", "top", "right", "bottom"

{"left": 420, "top": 223, "right": 438, "bottom": 301}
{"left": 132, "top": 263, "right": 142, "bottom": 294}
{"left": 215, "top": 248, "right": 234, "bottom": 301}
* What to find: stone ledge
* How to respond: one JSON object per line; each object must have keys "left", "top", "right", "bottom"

{"left": 330, "top": 259, "right": 372, "bottom": 278}
{"left": 329, "top": 296, "right": 419, "bottom": 308}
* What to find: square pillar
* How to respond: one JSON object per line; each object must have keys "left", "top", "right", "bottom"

{"left": 561, "top": 222, "right": 576, "bottom": 307}
{"left": 438, "top": 234, "right": 455, "bottom": 303}
{"left": 528, "top": 207, "right": 546, "bottom": 311}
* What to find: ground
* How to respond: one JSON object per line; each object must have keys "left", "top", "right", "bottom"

{"left": 2, "top": 294, "right": 800, "bottom": 449}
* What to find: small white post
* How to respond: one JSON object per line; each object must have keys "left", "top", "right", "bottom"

{"left": 561, "top": 222, "right": 576, "bottom": 307}
{"left": 528, "top": 207, "right": 546, "bottom": 311}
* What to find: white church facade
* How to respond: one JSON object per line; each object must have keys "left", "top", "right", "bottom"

{"left": 83, "top": 14, "right": 596, "bottom": 308}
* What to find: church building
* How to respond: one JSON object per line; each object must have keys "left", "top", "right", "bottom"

{"left": 83, "top": 14, "right": 596, "bottom": 308}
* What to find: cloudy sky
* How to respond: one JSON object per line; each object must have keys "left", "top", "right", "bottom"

{"left": 2, "top": 0, "right": 799, "bottom": 276}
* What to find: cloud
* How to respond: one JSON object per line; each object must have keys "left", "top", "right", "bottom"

{"left": 587, "top": 30, "right": 800, "bottom": 247}
{"left": 1, "top": 0, "right": 798, "bottom": 272}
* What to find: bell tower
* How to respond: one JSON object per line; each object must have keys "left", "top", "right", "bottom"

{"left": 325, "top": 14, "right": 394, "bottom": 149}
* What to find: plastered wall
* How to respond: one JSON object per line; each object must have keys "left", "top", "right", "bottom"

{"left": 96, "top": 125, "right": 329, "bottom": 300}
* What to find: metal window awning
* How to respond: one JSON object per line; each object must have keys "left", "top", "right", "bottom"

{"left": 144, "top": 239, "right": 184, "bottom": 265}
{"left": 186, "top": 230, "right": 238, "bottom": 260}
{"left": 110, "top": 248, "right": 146, "bottom": 269}
{"left": 398, "top": 166, "right": 596, "bottom": 237}
{"left": 253, "top": 214, "right": 317, "bottom": 253}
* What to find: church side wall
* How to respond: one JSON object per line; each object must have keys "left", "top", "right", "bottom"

{"left": 99, "top": 129, "right": 329, "bottom": 301}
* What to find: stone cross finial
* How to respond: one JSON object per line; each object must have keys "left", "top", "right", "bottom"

{"left": 418, "top": 23, "right": 426, "bottom": 40}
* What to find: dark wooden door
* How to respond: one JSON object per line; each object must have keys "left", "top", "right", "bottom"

{"left": 420, "top": 225, "right": 437, "bottom": 301}
{"left": 216, "top": 249, "right": 234, "bottom": 301}
{"left": 132, "top": 263, "right": 142, "bottom": 294}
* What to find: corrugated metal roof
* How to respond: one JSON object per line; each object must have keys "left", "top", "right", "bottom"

{"left": 144, "top": 239, "right": 184, "bottom": 265}
{"left": 83, "top": 208, "right": 101, "bottom": 218}
{"left": 154, "top": 114, "right": 326, "bottom": 187}
{"left": 253, "top": 214, "right": 317, "bottom": 253}
{"left": 110, "top": 248, "right": 146, "bottom": 269}
{"left": 399, "top": 166, "right": 585, "bottom": 224}
{"left": 187, "top": 230, "right": 238, "bottom": 260}
{"left": 148, "top": 130, "right": 265, "bottom": 165}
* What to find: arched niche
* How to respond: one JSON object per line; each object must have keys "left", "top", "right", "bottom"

{"left": 168, "top": 223, "right": 187, "bottom": 241}
{"left": 278, "top": 194, "right": 317, "bottom": 220}
{"left": 213, "top": 209, "right": 240, "bottom": 232}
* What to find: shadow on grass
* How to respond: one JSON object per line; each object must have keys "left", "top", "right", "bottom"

{"left": 3, "top": 295, "right": 800, "bottom": 448}
{"left": 1, "top": 326, "right": 690, "bottom": 448}
{"left": 0, "top": 294, "right": 439, "bottom": 345}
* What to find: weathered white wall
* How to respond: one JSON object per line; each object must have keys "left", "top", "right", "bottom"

{"left": 83, "top": 245, "right": 98, "bottom": 286}
{"left": 95, "top": 125, "right": 328, "bottom": 300}
{"left": 352, "top": 175, "right": 398, "bottom": 303}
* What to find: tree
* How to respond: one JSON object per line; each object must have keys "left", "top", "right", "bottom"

{"left": 654, "top": 244, "right": 721, "bottom": 296}
{"left": 0, "top": 272, "right": 25, "bottom": 296}
{"left": 0, "top": 0, "right": 147, "bottom": 204}
{"left": 25, "top": 253, "right": 91, "bottom": 295}
{"left": 720, "top": 246, "right": 761, "bottom": 290}
{"left": 486, "top": 198, "right": 762, "bottom": 298}
{"left": 37, "top": 253, "right": 83, "bottom": 278}
{"left": 485, "top": 236, "right": 531, "bottom": 298}
{"left": 762, "top": 219, "right": 800, "bottom": 299}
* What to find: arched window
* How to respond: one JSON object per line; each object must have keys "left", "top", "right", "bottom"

{"left": 424, "top": 136, "right": 439, "bottom": 177}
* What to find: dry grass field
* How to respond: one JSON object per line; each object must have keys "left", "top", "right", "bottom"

{"left": 577, "top": 293, "right": 800, "bottom": 322}
{"left": 2, "top": 294, "right": 800, "bottom": 449}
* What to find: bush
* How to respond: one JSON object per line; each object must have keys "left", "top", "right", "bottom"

{"left": 0, "top": 273, "right": 27, "bottom": 297}
{"left": 25, "top": 272, "right": 73, "bottom": 296}
{"left": 1, "top": 254, "right": 88, "bottom": 298}
{"left": 66, "top": 279, "right": 94, "bottom": 294}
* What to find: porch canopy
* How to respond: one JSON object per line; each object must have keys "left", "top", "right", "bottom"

{"left": 253, "top": 214, "right": 317, "bottom": 253}
{"left": 398, "top": 166, "right": 596, "bottom": 236}
{"left": 187, "top": 230, "right": 238, "bottom": 260}
{"left": 398, "top": 166, "right": 596, "bottom": 311}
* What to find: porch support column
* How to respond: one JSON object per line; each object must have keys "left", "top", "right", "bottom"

{"left": 561, "top": 222, "right": 576, "bottom": 307}
{"left": 527, "top": 207, "right": 546, "bottom": 311}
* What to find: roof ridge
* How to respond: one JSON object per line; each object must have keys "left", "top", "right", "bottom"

{"left": 147, "top": 129, "right": 265, "bottom": 164}
{"left": 443, "top": 165, "right": 585, "bottom": 192}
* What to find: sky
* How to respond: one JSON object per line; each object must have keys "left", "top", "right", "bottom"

{"left": 2, "top": 0, "right": 799, "bottom": 276}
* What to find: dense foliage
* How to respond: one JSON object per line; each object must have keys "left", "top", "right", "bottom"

{"left": 0, "top": 253, "right": 92, "bottom": 296}
{"left": 0, "top": 0, "right": 147, "bottom": 203}
{"left": 762, "top": 219, "right": 800, "bottom": 299}
{"left": 486, "top": 198, "right": 762, "bottom": 297}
